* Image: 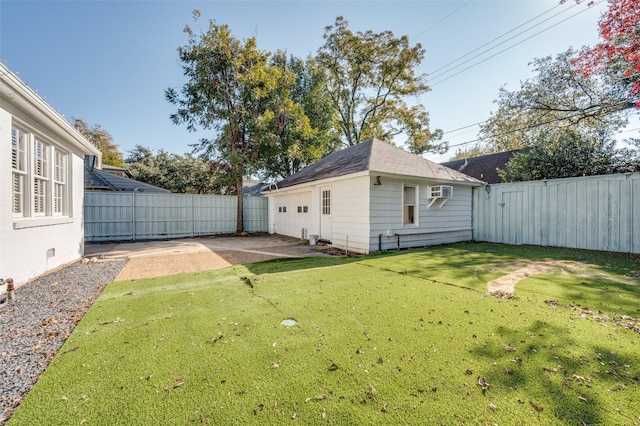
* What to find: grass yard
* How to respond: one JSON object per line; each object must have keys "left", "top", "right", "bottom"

{"left": 8, "top": 243, "right": 640, "bottom": 425}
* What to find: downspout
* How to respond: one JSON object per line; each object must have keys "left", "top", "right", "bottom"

{"left": 471, "top": 186, "right": 475, "bottom": 242}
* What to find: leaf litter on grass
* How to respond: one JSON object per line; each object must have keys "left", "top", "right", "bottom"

{"left": 8, "top": 244, "right": 640, "bottom": 425}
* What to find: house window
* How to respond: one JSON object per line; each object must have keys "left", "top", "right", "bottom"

{"left": 403, "top": 185, "right": 417, "bottom": 225}
{"left": 11, "top": 127, "right": 27, "bottom": 216}
{"left": 11, "top": 124, "right": 70, "bottom": 219}
{"left": 322, "top": 190, "right": 331, "bottom": 215}
{"left": 33, "top": 138, "right": 49, "bottom": 215}
{"left": 53, "top": 150, "right": 67, "bottom": 214}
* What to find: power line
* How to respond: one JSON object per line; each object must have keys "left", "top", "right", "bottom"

{"left": 442, "top": 120, "right": 486, "bottom": 135}
{"left": 427, "top": 2, "right": 570, "bottom": 78}
{"left": 446, "top": 101, "right": 632, "bottom": 149}
{"left": 413, "top": 1, "right": 472, "bottom": 40}
{"left": 429, "top": 0, "right": 605, "bottom": 87}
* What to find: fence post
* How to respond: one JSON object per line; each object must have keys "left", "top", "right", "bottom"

{"left": 191, "top": 194, "right": 195, "bottom": 238}
{"left": 132, "top": 191, "right": 137, "bottom": 241}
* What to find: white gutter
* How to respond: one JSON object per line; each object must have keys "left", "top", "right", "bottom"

{"left": 0, "top": 63, "right": 101, "bottom": 158}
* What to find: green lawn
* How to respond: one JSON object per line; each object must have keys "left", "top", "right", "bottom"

{"left": 9, "top": 243, "right": 640, "bottom": 425}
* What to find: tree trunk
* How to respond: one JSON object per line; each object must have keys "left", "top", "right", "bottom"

{"left": 236, "top": 175, "right": 244, "bottom": 234}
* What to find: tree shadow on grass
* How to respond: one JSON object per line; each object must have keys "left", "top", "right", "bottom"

{"left": 520, "top": 274, "right": 640, "bottom": 318}
{"left": 470, "top": 318, "right": 640, "bottom": 424}
{"left": 243, "top": 255, "right": 362, "bottom": 276}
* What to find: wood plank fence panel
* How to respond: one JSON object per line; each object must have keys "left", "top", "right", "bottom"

{"left": 85, "top": 192, "right": 268, "bottom": 242}
{"left": 473, "top": 173, "right": 640, "bottom": 254}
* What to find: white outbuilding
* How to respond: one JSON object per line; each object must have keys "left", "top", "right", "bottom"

{"left": 1, "top": 63, "right": 101, "bottom": 286}
{"left": 265, "top": 138, "right": 484, "bottom": 254}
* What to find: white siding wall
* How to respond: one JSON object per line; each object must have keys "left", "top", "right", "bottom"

{"left": 268, "top": 174, "right": 475, "bottom": 254}
{"left": 370, "top": 176, "right": 474, "bottom": 252}
{"left": 1, "top": 105, "right": 86, "bottom": 286}
{"left": 268, "top": 190, "right": 313, "bottom": 239}
{"left": 330, "top": 175, "right": 371, "bottom": 253}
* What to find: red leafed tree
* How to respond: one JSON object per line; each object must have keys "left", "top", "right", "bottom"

{"left": 570, "top": 0, "right": 640, "bottom": 106}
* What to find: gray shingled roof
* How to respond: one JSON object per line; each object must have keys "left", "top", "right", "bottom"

{"left": 84, "top": 157, "right": 170, "bottom": 193}
{"left": 441, "top": 150, "right": 519, "bottom": 184}
{"left": 275, "top": 139, "right": 483, "bottom": 189}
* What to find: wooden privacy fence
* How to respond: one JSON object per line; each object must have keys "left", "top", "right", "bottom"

{"left": 472, "top": 173, "right": 640, "bottom": 253}
{"left": 84, "top": 192, "right": 268, "bottom": 242}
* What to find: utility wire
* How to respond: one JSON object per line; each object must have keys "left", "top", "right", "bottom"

{"left": 429, "top": 0, "right": 605, "bottom": 87}
{"left": 442, "top": 120, "right": 486, "bottom": 135}
{"left": 413, "top": 0, "right": 472, "bottom": 39}
{"left": 446, "top": 100, "right": 632, "bottom": 149}
{"left": 427, "top": 1, "right": 570, "bottom": 78}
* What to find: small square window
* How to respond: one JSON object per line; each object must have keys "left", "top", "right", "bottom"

{"left": 303, "top": 206, "right": 308, "bottom": 213}
{"left": 297, "top": 206, "right": 302, "bottom": 213}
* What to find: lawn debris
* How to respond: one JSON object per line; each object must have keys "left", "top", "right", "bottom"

{"left": 240, "top": 276, "right": 253, "bottom": 289}
{"left": 365, "top": 386, "right": 377, "bottom": 402}
{"left": 489, "top": 402, "right": 498, "bottom": 411}
{"left": 489, "top": 289, "right": 516, "bottom": 299}
{"left": 478, "top": 377, "right": 490, "bottom": 392}
{"left": 328, "top": 362, "right": 340, "bottom": 371}
{"left": 504, "top": 345, "right": 517, "bottom": 352}
{"left": 207, "top": 333, "right": 224, "bottom": 345}
{"left": 529, "top": 400, "right": 544, "bottom": 411}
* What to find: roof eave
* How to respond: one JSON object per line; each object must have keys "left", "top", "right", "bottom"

{"left": 0, "top": 63, "right": 101, "bottom": 158}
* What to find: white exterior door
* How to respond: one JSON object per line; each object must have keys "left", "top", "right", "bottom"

{"left": 320, "top": 187, "right": 332, "bottom": 241}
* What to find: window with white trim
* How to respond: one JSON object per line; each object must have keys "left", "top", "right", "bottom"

{"left": 53, "top": 149, "right": 67, "bottom": 214}
{"left": 11, "top": 124, "right": 70, "bottom": 220}
{"left": 322, "top": 190, "right": 331, "bottom": 215}
{"left": 11, "top": 127, "right": 27, "bottom": 216}
{"left": 33, "top": 138, "right": 48, "bottom": 215}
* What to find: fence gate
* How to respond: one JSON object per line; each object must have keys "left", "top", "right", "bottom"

{"left": 500, "top": 190, "right": 523, "bottom": 246}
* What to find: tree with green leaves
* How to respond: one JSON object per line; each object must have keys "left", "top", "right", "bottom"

{"left": 498, "top": 128, "right": 639, "bottom": 182}
{"left": 261, "top": 53, "right": 341, "bottom": 179}
{"left": 316, "top": 16, "right": 444, "bottom": 154}
{"left": 72, "top": 118, "right": 124, "bottom": 167}
{"left": 126, "top": 145, "right": 233, "bottom": 194}
{"left": 477, "top": 49, "right": 628, "bottom": 155}
{"left": 166, "top": 12, "right": 297, "bottom": 232}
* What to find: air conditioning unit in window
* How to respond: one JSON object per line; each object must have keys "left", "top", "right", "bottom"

{"left": 429, "top": 185, "right": 452, "bottom": 199}
{"left": 428, "top": 185, "right": 453, "bottom": 209}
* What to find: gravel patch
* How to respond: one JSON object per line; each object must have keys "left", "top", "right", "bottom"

{"left": 0, "top": 259, "right": 126, "bottom": 424}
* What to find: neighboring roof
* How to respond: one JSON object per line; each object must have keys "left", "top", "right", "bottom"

{"left": 0, "top": 63, "right": 100, "bottom": 158}
{"left": 440, "top": 150, "right": 519, "bottom": 184}
{"left": 84, "top": 157, "right": 170, "bottom": 193}
{"left": 242, "top": 182, "right": 266, "bottom": 197}
{"left": 274, "top": 138, "right": 484, "bottom": 189}
{"left": 102, "top": 164, "right": 134, "bottom": 178}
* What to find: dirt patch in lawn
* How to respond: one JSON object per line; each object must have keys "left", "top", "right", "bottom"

{"left": 486, "top": 260, "right": 615, "bottom": 296}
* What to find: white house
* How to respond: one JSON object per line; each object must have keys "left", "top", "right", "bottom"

{"left": 1, "top": 63, "right": 101, "bottom": 286}
{"left": 265, "top": 139, "right": 484, "bottom": 254}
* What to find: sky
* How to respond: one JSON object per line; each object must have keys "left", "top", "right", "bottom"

{"left": 1, "top": 0, "right": 629, "bottom": 166}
